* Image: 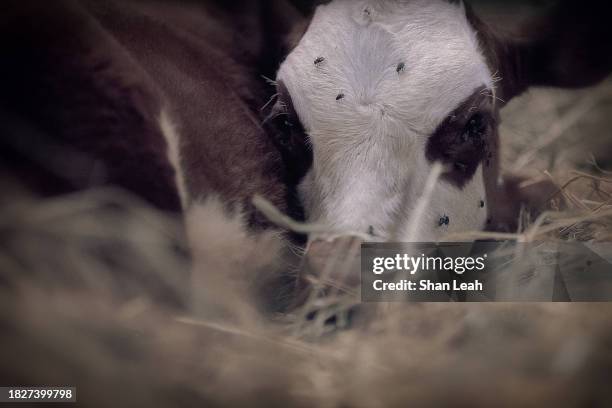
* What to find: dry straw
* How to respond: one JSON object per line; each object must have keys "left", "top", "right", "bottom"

{"left": 1, "top": 82, "right": 612, "bottom": 407}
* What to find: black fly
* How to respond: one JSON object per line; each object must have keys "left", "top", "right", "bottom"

{"left": 438, "top": 215, "right": 450, "bottom": 227}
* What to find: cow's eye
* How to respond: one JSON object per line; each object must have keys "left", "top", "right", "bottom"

{"left": 275, "top": 118, "right": 293, "bottom": 146}
{"left": 262, "top": 105, "right": 306, "bottom": 151}
{"left": 269, "top": 115, "right": 293, "bottom": 137}
{"left": 461, "top": 112, "right": 488, "bottom": 143}
{"left": 283, "top": 119, "right": 294, "bottom": 130}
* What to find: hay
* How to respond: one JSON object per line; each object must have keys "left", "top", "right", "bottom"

{"left": 1, "top": 82, "right": 612, "bottom": 407}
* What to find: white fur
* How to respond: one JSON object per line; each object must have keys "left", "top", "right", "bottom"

{"left": 159, "top": 110, "right": 189, "bottom": 208}
{"left": 277, "top": 0, "right": 492, "bottom": 241}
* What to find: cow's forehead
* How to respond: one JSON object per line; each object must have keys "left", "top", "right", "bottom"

{"left": 277, "top": 0, "right": 493, "bottom": 136}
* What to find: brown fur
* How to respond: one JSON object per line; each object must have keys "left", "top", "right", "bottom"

{"left": 0, "top": 0, "right": 306, "bottom": 228}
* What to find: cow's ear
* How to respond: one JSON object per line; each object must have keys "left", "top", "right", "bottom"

{"left": 480, "top": 1, "right": 612, "bottom": 103}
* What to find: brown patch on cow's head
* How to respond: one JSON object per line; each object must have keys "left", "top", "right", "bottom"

{"left": 426, "top": 86, "right": 497, "bottom": 189}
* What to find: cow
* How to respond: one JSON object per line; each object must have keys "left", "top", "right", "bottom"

{"left": 272, "top": 0, "right": 612, "bottom": 241}
{"left": 0, "top": 0, "right": 307, "bottom": 232}
{"left": 1, "top": 0, "right": 610, "bottom": 262}
{"left": 0, "top": 0, "right": 310, "bottom": 313}
{"left": 2, "top": 2, "right": 612, "bottom": 401}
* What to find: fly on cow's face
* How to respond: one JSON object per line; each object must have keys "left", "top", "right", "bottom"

{"left": 439, "top": 215, "right": 450, "bottom": 227}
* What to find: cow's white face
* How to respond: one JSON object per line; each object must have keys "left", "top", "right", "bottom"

{"left": 275, "top": 0, "right": 497, "bottom": 241}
